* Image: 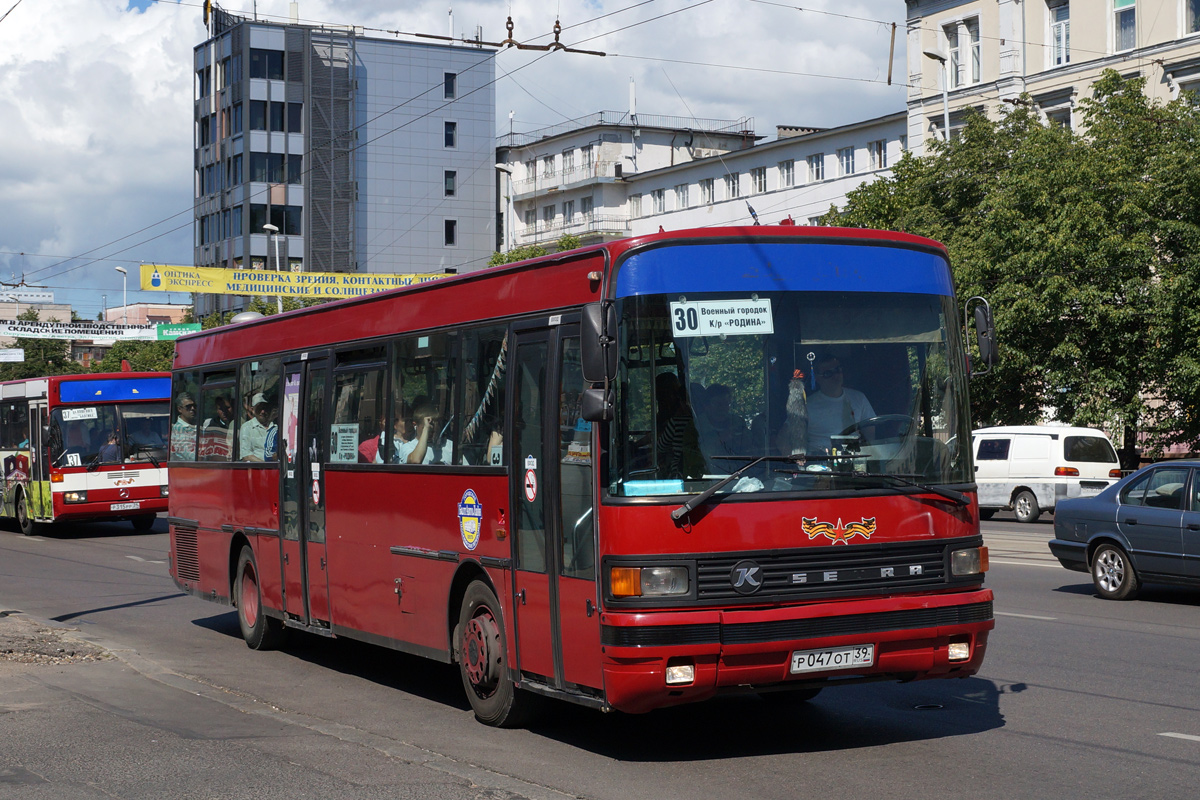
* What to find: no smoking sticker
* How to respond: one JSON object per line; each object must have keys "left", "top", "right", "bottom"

{"left": 524, "top": 469, "right": 538, "bottom": 502}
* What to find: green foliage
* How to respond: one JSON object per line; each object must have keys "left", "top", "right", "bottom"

{"left": 488, "top": 234, "right": 584, "bottom": 266}
{"left": 89, "top": 340, "right": 174, "bottom": 374}
{"left": 832, "top": 71, "right": 1200, "bottom": 459}
{"left": 0, "top": 308, "right": 83, "bottom": 381}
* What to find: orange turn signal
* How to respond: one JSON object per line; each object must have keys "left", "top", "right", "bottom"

{"left": 1054, "top": 467, "right": 1079, "bottom": 476}
{"left": 51, "top": 473, "right": 64, "bottom": 483}
{"left": 610, "top": 567, "right": 641, "bottom": 597}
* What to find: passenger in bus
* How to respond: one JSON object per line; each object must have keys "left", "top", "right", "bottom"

{"left": 128, "top": 417, "right": 165, "bottom": 448}
{"left": 372, "top": 403, "right": 413, "bottom": 464}
{"left": 60, "top": 423, "right": 89, "bottom": 461}
{"left": 239, "top": 393, "right": 274, "bottom": 461}
{"left": 169, "top": 393, "right": 197, "bottom": 461}
{"left": 654, "top": 373, "right": 702, "bottom": 479}
{"left": 804, "top": 355, "right": 876, "bottom": 454}
{"left": 200, "top": 393, "right": 235, "bottom": 460}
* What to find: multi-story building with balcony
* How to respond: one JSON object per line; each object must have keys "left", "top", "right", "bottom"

{"left": 194, "top": 5, "right": 496, "bottom": 315}
{"left": 907, "top": 0, "right": 1200, "bottom": 152}
{"left": 495, "top": 111, "right": 906, "bottom": 248}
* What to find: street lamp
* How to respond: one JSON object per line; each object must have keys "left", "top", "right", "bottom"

{"left": 923, "top": 48, "right": 951, "bottom": 142}
{"left": 113, "top": 267, "right": 127, "bottom": 325}
{"left": 494, "top": 164, "right": 514, "bottom": 253}
{"left": 262, "top": 223, "right": 282, "bottom": 314}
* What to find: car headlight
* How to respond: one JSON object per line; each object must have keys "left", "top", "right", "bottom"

{"left": 64, "top": 491, "right": 87, "bottom": 503}
{"left": 951, "top": 546, "right": 989, "bottom": 576}
{"left": 610, "top": 566, "right": 689, "bottom": 597}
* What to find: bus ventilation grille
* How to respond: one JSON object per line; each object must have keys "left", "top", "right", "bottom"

{"left": 174, "top": 528, "right": 200, "bottom": 582}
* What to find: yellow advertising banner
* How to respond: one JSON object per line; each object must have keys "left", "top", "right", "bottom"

{"left": 139, "top": 264, "right": 447, "bottom": 299}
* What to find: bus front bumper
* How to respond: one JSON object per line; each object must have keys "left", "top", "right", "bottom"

{"left": 599, "top": 588, "right": 994, "bottom": 714}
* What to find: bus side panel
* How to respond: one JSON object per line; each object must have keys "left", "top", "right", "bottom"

{"left": 171, "top": 465, "right": 281, "bottom": 607}
{"left": 323, "top": 469, "right": 511, "bottom": 654}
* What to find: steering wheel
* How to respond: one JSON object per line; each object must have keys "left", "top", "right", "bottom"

{"left": 839, "top": 414, "right": 913, "bottom": 443}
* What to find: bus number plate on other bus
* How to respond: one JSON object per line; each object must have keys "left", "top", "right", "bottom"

{"left": 110, "top": 502, "right": 140, "bottom": 511}
{"left": 790, "top": 644, "right": 874, "bottom": 674}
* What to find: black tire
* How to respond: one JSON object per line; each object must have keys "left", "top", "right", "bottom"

{"left": 1012, "top": 490, "right": 1041, "bottom": 523}
{"left": 235, "top": 545, "right": 286, "bottom": 649}
{"left": 978, "top": 509, "right": 996, "bottom": 520}
{"left": 456, "top": 581, "right": 536, "bottom": 727}
{"left": 1092, "top": 543, "right": 1140, "bottom": 600}
{"left": 130, "top": 514, "right": 157, "bottom": 533}
{"left": 16, "top": 491, "right": 37, "bottom": 536}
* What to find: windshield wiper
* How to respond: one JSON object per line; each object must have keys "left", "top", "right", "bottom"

{"left": 671, "top": 455, "right": 797, "bottom": 521}
{"left": 784, "top": 469, "right": 969, "bottom": 506}
{"left": 128, "top": 443, "right": 161, "bottom": 468}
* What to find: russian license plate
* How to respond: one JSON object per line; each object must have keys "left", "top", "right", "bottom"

{"left": 790, "top": 644, "right": 875, "bottom": 674}
{"left": 1079, "top": 483, "right": 1105, "bottom": 496}
{"left": 110, "top": 502, "right": 140, "bottom": 511}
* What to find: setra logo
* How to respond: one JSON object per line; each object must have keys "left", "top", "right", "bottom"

{"left": 801, "top": 517, "right": 877, "bottom": 545}
{"left": 729, "top": 560, "right": 764, "bottom": 594}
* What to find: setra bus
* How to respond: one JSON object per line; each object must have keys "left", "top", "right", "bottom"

{"left": 1, "top": 372, "right": 171, "bottom": 535}
{"left": 168, "top": 226, "right": 998, "bottom": 726}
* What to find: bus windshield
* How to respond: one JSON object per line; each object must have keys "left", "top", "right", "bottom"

{"left": 608, "top": 290, "right": 973, "bottom": 497}
{"left": 50, "top": 402, "right": 170, "bottom": 467}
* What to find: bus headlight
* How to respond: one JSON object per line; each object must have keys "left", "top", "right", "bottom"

{"left": 160, "top": 485, "right": 169, "bottom": 497}
{"left": 951, "top": 546, "right": 989, "bottom": 576}
{"left": 64, "top": 491, "right": 87, "bottom": 503}
{"left": 610, "top": 566, "right": 689, "bottom": 597}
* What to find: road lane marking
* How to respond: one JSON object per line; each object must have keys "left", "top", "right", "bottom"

{"left": 988, "top": 558, "right": 1061, "bottom": 568}
{"left": 1160, "top": 733, "right": 1200, "bottom": 743}
{"left": 995, "top": 611, "right": 1057, "bottom": 621}
{"left": 126, "top": 555, "right": 166, "bottom": 564}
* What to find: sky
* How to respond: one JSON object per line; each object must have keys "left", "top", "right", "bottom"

{"left": 0, "top": 0, "right": 910, "bottom": 320}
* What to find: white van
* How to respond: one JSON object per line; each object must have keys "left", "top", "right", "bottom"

{"left": 971, "top": 426, "right": 1121, "bottom": 522}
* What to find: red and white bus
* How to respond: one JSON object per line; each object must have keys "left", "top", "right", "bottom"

{"left": 169, "top": 226, "right": 997, "bottom": 725}
{"left": 1, "top": 372, "right": 171, "bottom": 535}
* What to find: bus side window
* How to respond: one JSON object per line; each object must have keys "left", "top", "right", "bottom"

{"left": 170, "top": 371, "right": 200, "bottom": 462}
{"left": 459, "top": 325, "right": 507, "bottom": 466}
{"left": 331, "top": 361, "right": 386, "bottom": 463}
{"left": 239, "top": 358, "right": 280, "bottom": 462}
{"left": 392, "top": 333, "right": 457, "bottom": 465}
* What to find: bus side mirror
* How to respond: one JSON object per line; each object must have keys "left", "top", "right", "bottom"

{"left": 581, "top": 301, "right": 617, "bottom": 384}
{"left": 965, "top": 296, "right": 998, "bottom": 377}
{"left": 580, "top": 387, "right": 613, "bottom": 422}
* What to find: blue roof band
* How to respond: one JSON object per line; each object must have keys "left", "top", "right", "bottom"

{"left": 615, "top": 241, "right": 954, "bottom": 298}
{"left": 59, "top": 377, "right": 171, "bottom": 403}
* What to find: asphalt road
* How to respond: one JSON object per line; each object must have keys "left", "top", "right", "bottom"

{"left": 2, "top": 514, "right": 1200, "bottom": 799}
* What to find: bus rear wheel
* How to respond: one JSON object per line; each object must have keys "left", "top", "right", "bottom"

{"left": 235, "top": 545, "right": 286, "bottom": 650}
{"left": 16, "top": 491, "right": 38, "bottom": 537}
{"left": 457, "top": 581, "right": 535, "bottom": 727}
{"left": 130, "top": 514, "right": 156, "bottom": 533}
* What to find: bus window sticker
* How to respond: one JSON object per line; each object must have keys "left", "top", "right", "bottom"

{"left": 61, "top": 407, "right": 99, "bottom": 421}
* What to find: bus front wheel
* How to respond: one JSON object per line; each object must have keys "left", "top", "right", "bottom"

{"left": 235, "top": 545, "right": 286, "bottom": 650}
{"left": 456, "top": 581, "right": 535, "bottom": 727}
{"left": 16, "top": 491, "right": 38, "bottom": 537}
{"left": 130, "top": 514, "right": 156, "bottom": 533}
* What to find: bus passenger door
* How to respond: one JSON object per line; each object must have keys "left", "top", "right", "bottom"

{"left": 280, "top": 357, "right": 332, "bottom": 629}
{"left": 510, "top": 321, "right": 603, "bottom": 693}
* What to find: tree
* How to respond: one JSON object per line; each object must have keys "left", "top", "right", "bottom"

{"left": 0, "top": 309, "right": 83, "bottom": 381}
{"left": 830, "top": 71, "right": 1200, "bottom": 461}
{"left": 90, "top": 340, "right": 174, "bottom": 373}
{"left": 488, "top": 234, "right": 584, "bottom": 267}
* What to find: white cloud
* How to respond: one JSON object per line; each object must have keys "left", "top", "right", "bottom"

{"left": 0, "top": 0, "right": 904, "bottom": 317}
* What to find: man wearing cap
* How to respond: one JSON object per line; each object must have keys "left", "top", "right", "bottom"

{"left": 239, "top": 393, "right": 274, "bottom": 461}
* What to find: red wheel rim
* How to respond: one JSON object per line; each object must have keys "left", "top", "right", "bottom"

{"left": 462, "top": 607, "right": 499, "bottom": 694}
{"left": 241, "top": 562, "right": 259, "bottom": 627}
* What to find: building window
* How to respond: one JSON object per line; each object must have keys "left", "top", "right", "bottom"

{"left": 630, "top": 194, "right": 642, "bottom": 218}
{"left": 523, "top": 159, "right": 536, "bottom": 181}
{"left": 562, "top": 148, "right": 575, "bottom": 172}
{"left": 1189, "top": 0, "right": 1200, "bottom": 33}
{"left": 700, "top": 178, "right": 714, "bottom": 205}
{"left": 1045, "top": 107, "right": 1072, "bottom": 129}
{"left": 945, "top": 24, "right": 961, "bottom": 88}
{"left": 543, "top": 204, "right": 556, "bottom": 227}
{"left": 1049, "top": 1, "right": 1070, "bottom": 64}
{"left": 967, "top": 19, "right": 981, "bottom": 83}
{"left": 523, "top": 208, "right": 536, "bottom": 230}
{"left": 725, "top": 173, "right": 740, "bottom": 199}
{"left": 674, "top": 183, "right": 690, "bottom": 208}
{"left": 779, "top": 160, "right": 795, "bottom": 188}
{"left": 900, "top": 135, "right": 908, "bottom": 152}
{"left": 444, "top": 72, "right": 457, "bottom": 99}
{"left": 249, "top": 49, "right": 284, "bottom": 80}
{"left": 196, "top": 68, "right": 211, "bottom": 98}
{"left": 837, "top": 147, "right": 855, "bottom": 177}
{"left": 444, "top": 219, "right": 457, "bottom": 246}
{"left": 651, "top": 189, "right": 665, "bottom": 214}
{"left": 580, "top": 145, "right": 593, "bottom": 170}
{"left": 1115, "top": 0, "right": 1135, "bottom": 51}
{"left": 444, "top": 121, "right": 457, "bottom": 148}
{"left": 807, "top": 153, "right": 825, "bottom": 182}
{"left": 808, "top": 216, "right": 823, "bottom": 226}
{"left": 444, "top": 170, "right": 456, "bottom": 197}
{"left": 288, "top": 102, "right": 302, "bottom": 133}
{"left": 751, "top": 167, "right": 766, "bottom": 194}
{"left": 563, "top": 199, "right": 574, "bottom": 224}
{"left": 542, "top": 155, "right": 555, "bottom": 177}
{"left": 580, "top": 195, "right": 594, "bottom": 220}
{"left": 868, "top": 140, "right": 887, "bottom": 170}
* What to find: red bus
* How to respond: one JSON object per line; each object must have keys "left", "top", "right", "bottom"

{"left": 169, "top": 226, "right": 996, "bottom": 726}
{"left": 1, "top": 372, "right": 171, "bottom": 535}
